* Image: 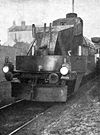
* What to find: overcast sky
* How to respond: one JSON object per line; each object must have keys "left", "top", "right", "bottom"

{"left": 0, "top": 0, "right": 100, "bottom": 44}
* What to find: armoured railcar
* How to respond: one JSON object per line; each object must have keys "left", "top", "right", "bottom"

{"left": 3, "top": 13, "right": 96, "bottom": 102}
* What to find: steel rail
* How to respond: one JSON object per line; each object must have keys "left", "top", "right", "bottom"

{"left": 0, "top": 99, "right": 24, "bottom": 110}
{"left": 8, "top": 112, "right": 44, "bottom": 135}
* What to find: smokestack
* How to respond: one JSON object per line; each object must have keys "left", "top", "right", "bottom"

{"left": 44, "top": 23, "right": 46, "bottom": 33}
{"left": 32, "top": 24, "right": 36, "bottom": 39}
{"left": 43, "top": 23, "right": 46, "bottom": 37}
{"left": 49, "top": 23, "right": 52, "bottom": 42}
{"left": 48, "top": 23, "right": 52, "bottom": 50}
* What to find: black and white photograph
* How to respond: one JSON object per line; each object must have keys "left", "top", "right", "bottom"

{"left": 0, "top": 0, "right": 100, "bottom": 134}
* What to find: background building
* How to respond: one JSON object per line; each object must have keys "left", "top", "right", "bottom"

{"left": 7, "top": 21, "right": 33, "bottom": 46}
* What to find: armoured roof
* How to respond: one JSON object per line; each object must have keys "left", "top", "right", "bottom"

{"left": 53, "top": 17, "right": 82, "bottom": 26}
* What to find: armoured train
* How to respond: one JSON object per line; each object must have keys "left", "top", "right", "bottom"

{"left": 3, "top": 13, "right": 99, "bottom": 102}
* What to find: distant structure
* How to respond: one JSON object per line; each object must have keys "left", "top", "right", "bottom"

{"left": 7, "top": 21, "right": 33, "bottom": 46}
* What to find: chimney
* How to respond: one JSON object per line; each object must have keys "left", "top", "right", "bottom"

{"left": 13, "top": 21, "right": 16, "bottom": 27}
{"left": 21, "top": 21, "right": 26, "bottom": 29}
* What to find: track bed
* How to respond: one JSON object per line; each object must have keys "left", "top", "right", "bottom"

{"left": 0, "top": 100, "right": 53, "bottom": 135}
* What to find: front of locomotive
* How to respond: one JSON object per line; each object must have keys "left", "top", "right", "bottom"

{"left": 16, "top": 55, "right": 74, "bottom": 102}
{"left": 3, "top": 56, "right": 75, "bottom": 102}
{"left": 3, "top": 14, "right": 80, "bottom": 102}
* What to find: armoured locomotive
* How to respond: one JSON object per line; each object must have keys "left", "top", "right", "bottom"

{"left": 3, "top": 13, "right": 97, "bottom": 102}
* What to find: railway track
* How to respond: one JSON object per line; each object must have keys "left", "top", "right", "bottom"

{"left": 0, "top": 100, "right": 53, "bottom": 135}
{"left": 0, "top": 76, "right": 99, "bottom": 135}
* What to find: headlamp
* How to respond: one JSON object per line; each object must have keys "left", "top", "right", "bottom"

{"left": 60, "top": 66, "right": 69, "bottom": 75}
{"left": 3, "top": 66, "right": 9, "bottom": 73}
